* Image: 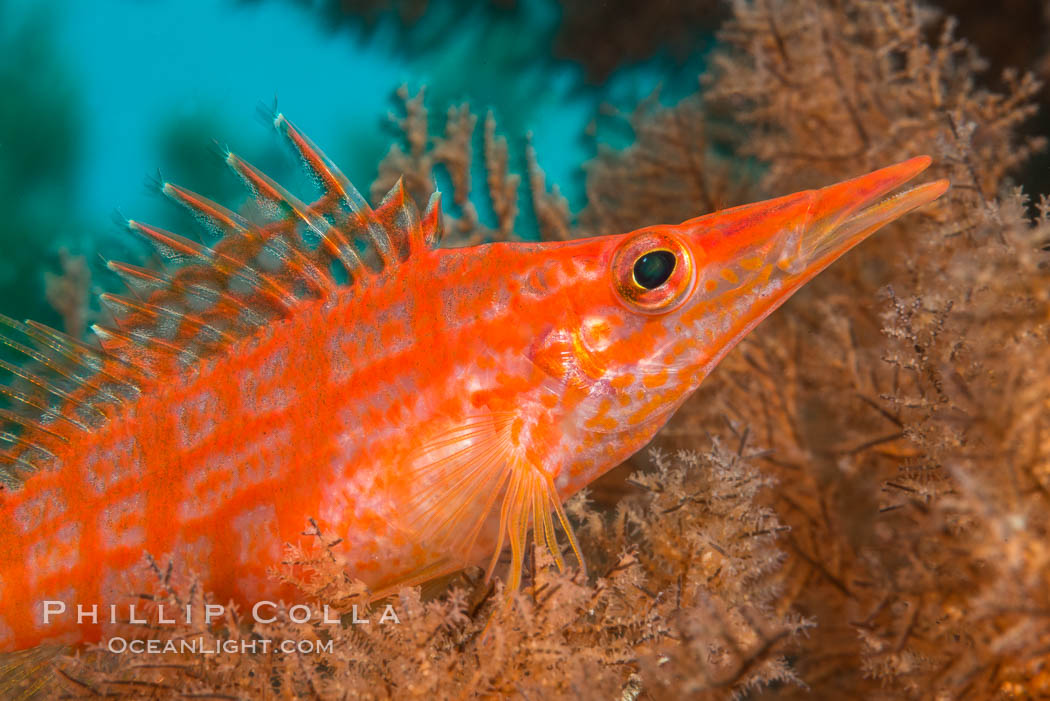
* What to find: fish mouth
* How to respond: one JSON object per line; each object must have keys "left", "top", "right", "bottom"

{"left": 793, "top": 156, "right": 950, "bottom": 272}
{"left": 675, "top": 156, "right": 949, "bottom": 375}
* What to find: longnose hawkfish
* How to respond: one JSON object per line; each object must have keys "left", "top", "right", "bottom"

{"left": 0, "top": 115, "right": 948, "bottom": 672}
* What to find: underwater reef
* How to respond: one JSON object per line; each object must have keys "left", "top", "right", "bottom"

{"left": 7, "top": 0, "right": 1050, "bottom": 698}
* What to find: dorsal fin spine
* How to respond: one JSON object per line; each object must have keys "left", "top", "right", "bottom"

{"left": 128, "top": 220, "right": 298, "bottom": 310}
{"left": 0, "top": 385, "right": 90, "bottom": 433}
{"left": 161, "top": 183, "right": 334, "bottom": 296}
{"left": 106, "top": 260, "right": 170, "bottom": 299}
{"left": 274, "top": 114, "right": 372, "bottom": 213}
{"left": 271, "top": 114, "right": 399, "bottom": 269}
{"left": 421, "top": 191, "right": 444, "bottom": 248}
{"left": 92, "top": 321, "right": 187, "bottom": 361}
{"left": 0, "top": 330, "right": 126, "bottom": 407}
{"left": 161, "top": 182, "right": 245, "bottom": 240}
{"left": 0, "top": 431, "right": 58, "bottom": 461}
{"left": 22, "top": 319, "right": 149, "bottom": 387}
{"left": 106, "top": 261, "right": 259, "bottom": 332}
{"left": 224, "top": 151, "right": 374, "bottom": 275}
{"left": 0, "top": 357, "right": 109, "bottom": 423}
{"left": 0, "top": 453, "right": 41, "bottom": 482}
{"left": 99, "top": 293, "right": 238, "bottom": 345}
{"left": 0, "top": 307, "right": 151, "bottom": 487}
{"left": 375, "top": 178, "right": 422, "bottom": 260}
{"left": 225, "top": 152, "right": 366, "bottom": 261}
{"left": 0, "top": 409, "right": 70, "bottom": 444}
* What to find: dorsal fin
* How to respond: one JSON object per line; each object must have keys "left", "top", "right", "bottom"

{"left": 420, "top": 191, "right": 445, "bottom": 248}
{"left": 1, "top": 113, "right": 442, "bottom": 489}
{"left": 89, "top": 112, "right": 440, "bottom": 372}
{"left": 272, "top": 113, "right": 398, "bottom": 268}
{"left": 0, "top": 314, "right": 144, "bottom": 488}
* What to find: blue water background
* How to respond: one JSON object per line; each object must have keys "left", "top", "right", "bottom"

{"left": 0, "top": 0, "right": 710, "bottom": 325}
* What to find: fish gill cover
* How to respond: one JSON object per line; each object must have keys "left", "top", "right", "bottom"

{"left": 0, "top": 0, "right": 1048, "bottom": 698}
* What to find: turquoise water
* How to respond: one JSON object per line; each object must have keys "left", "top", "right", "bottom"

{"left": 0, "top": 0, "right": 710, "bottom": 327}
{"left": 53, "top": 0, "right": 598, "bottom": 223}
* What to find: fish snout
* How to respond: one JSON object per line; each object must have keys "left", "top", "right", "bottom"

{"left": 670, "top": 157, "right": 949, "bottom": 371}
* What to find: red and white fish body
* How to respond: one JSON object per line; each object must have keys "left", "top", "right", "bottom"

{"left": 0, "top": 114, "right": 948, "bottom": 652}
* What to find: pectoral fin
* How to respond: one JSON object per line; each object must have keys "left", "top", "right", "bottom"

{"left": 0, "top": 644, "right": 66, "bottom": 700}
{"left": 392, "top": 411, "right": 584, "bottom": 596}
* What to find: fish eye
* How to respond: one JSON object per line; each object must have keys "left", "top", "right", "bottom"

{"left": 612, "top": 231, "right": 696, "bottom": 314}
{"left": 633, "top": 250, "right": 677, "bottom": 289}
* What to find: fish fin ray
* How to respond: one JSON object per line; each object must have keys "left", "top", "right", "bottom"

{"left": 273, "top": 113, "right": 425, "bottom": 267}
{"left": 94, "top": 115, "right": 432, "bottom": 375}
{"left": 397, "top": 412, "right": 584, "bottom": 596}
{"left": 367, "top": 557, "right": 465, "bottom": 602}
{"left": 3, "top": 116, "right": 435, "bottom": 489}
{"left": 0, "top": 314, "right": 144, "bottom": 490}
{"left": 374, "top": 177, "right": 423, "bottom": 260}
{"left": 420, "top": 191, "right": 445, "bottom": 248}
{"left": 0, "top": 643, "right": 66, "bottom": 700}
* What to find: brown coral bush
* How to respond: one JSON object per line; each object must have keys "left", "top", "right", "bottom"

{"left": 49, "top": 0, "right": 1050, "bottom": 698}
{"left": 57, "top": 444, "right": 803, "bottom": 699}
{"left": 673, "top": 1, "right": 1050, "bottom": 697}
{"left": 371, "top": 85, "right": 572, "bottom": 247}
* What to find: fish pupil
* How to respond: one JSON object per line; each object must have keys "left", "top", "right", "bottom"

{"left": 633, "top": 250, "right": 676, "bottom": 289}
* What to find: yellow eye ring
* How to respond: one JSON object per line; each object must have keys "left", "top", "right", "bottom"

{"left": 611, "top": 230, "right": 696, "bottom": 314}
